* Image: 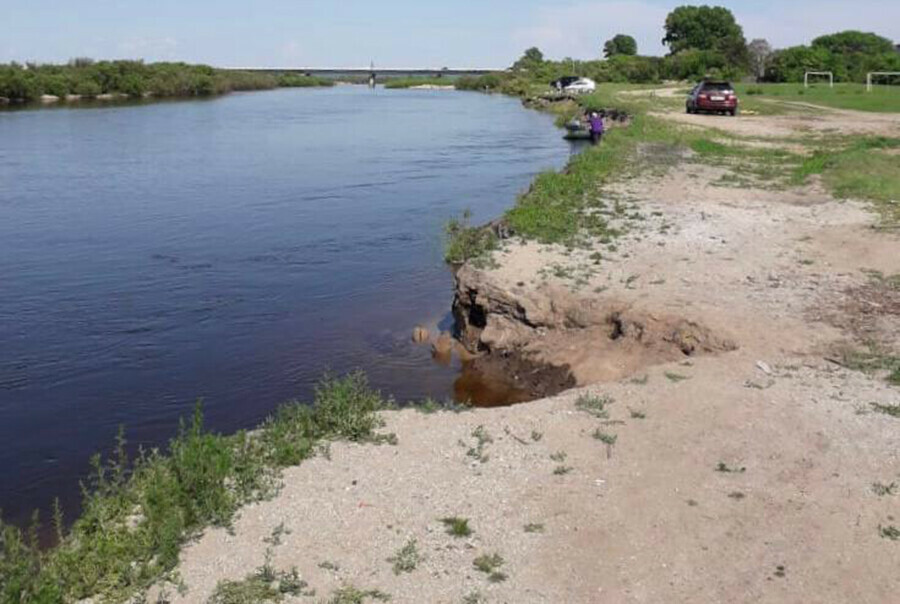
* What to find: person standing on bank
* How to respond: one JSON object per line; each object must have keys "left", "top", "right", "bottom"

{"left": 588, "top": 111, "right": 604, "bottom": 145}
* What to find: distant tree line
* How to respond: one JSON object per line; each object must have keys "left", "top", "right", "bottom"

{"left": 0, "top": 59, "right": 333, "bottom": 103}
{"left": 461, "top": 5, "right": 899, "bottom": 90}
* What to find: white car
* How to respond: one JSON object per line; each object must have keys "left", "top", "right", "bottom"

{"left": 563, "top": 78, "right": 596, "bottom": 94}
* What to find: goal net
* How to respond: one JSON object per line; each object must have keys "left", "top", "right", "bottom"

{"left": 804, "top": 71, "right": 833, "bottom": 88}
{"left": 867, "top": 72, "right": 900, "bottom": 92}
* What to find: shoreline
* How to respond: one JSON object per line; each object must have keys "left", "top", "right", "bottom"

{"left": 6, "top": 86, "right": 900, "bottom": 602}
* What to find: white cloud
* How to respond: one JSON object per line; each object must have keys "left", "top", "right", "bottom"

{"left": 511, "top": 1, "right": 673, "bottom": 60}
{"left": 511, "top": 0, "right": 900, "bottom": 62}
{"left": 736, "top": 1, "right": 900, "bottom": 49}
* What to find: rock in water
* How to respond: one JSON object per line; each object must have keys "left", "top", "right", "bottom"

{"left": 411, "top": 326, "right": 430, "bottom": 344}
{"left": 432, "top": 332, "right": 455, "bottom": 364}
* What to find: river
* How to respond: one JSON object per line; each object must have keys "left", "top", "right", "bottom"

{"left": 0, "top": 85, "right": 570, "bottom": 526}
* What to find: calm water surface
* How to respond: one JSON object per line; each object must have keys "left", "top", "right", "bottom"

{"left": 0, "top": 86, "right": 569, "bottom": 524}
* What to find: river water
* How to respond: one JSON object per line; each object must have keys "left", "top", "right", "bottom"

{"left": 0, "top": 86, "right": 570, "bottom": 526}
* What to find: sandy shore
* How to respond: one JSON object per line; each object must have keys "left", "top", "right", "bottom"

{"left": 149, "top": 100, "right": 900, "bottom": 604}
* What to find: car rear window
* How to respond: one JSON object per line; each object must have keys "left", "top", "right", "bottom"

{"left": 702, "top": 82, "right": 733, "bottom": 92}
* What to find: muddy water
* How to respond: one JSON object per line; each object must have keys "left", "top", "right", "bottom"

{"left": 0, "top": 86, "right": 570, "bottom": 525}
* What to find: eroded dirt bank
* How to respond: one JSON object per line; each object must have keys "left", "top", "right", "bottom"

{"left": 152, "top": 103, "right": 900, "bottom": 604}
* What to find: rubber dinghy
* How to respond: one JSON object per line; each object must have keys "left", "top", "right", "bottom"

{"left": 563, "top": 119, "right": 591, "bottom": 141}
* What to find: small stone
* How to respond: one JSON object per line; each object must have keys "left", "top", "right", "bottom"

{"left": 411, "top": 325, "right": 430, "bottom": 344}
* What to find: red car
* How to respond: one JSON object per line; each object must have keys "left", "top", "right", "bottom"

{"left": 686, "top": 81, "right": 739, "bottom": 116}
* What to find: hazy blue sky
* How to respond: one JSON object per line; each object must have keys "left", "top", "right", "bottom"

{"left": 3, "top": 1, "right": 899, "bottom": 67}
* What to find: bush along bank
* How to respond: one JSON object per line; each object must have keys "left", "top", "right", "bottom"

{"left": 0, "top": 60, "right": 333, "bottom": 105}
{"left": 0, "top": 373, "right": 396, "bottom": 604}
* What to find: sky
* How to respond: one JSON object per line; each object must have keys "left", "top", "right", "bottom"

{"left": 2, "top": 0, "right": 899, "bottom": 68}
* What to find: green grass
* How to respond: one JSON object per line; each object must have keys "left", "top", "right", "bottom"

{"left": 0, "top": 372, "right": 392, "bottom": 604}
{"left": 208, "top": 561, "right": 311, "bottom": 603}
{"left": 327, "top": 586, "right": 391, "bottom": 604}
{"left": 836, "top": 343, "right": 900, "bottom": 386}
{"left": 440, "top": 517, "right": 472, "bottom": 538}
{"left": 383, "top": 77, "right": 456, "bottom": 89}
{"left": 733, "top": 83, "right": 900, "bottom": 113}
{"left": 472, "top": 553, "right": 507, "bottom": 583}
{"left": 387, "top": 539, "right": 420, "bottom": 575}
{"left": 444, "top": 209, "right": 498, "bottom": 264}
{"left": 793, "top": 137, "right": 900, "bottom": 225}
{"left": 575, "top": 393, "right": 613, "bottom": 418}
{"left": 523, "top": 523, "right": 545, "bottom": 533}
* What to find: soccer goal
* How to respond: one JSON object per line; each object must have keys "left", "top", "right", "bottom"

{"left": 867, "top": 72, "right": 900, "bottom": 92}
{"left": 804, "top": 71, "right": 833, "bottom": 88}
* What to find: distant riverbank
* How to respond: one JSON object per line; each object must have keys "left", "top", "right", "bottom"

{"left": 0, "top": 60, "right": 334, "bottom": 106}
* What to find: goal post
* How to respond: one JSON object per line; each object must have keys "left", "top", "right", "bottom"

{"left": 867, "top": 72, "right": 900, "bottom": 92}
{"left": 804, "top": 71, "right": 833, "bottom": 88}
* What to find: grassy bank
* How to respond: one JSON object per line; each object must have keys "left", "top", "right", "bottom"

{"left": 0, "top": 373, "right": 395, "bottom": 604}
{"left": 0, "top": 61, "right": 333, "bottom": 103}
{"left": 735, "top": 82, "right": 900, "bottom": 113}
{"left": 444, "top": 81, "right": 900, "bottom": 261}
{"left": 383, "top": 77, "right": 456, "bottom": 89}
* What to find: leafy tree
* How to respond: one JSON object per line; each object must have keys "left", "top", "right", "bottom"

{"left": 747, "top": 39, "right": 772, "bottom": 81}
{"left": 512, "top": 47, "right": 545, "bottom": 72}
{"left": 603, "top": 34, "right": 638, "bottom": 58}
{"left": 811, "top": 31, "right": 894, "bottom": 55}
{"left": 765, "top": 45, "right": 832, "bottom": 82}
{"left": 663, "top": 5, "right": 748, "bottom": 67}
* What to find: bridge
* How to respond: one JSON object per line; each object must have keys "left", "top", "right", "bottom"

{"left": 233, "top": 67, "right": 500, "bottom": 79}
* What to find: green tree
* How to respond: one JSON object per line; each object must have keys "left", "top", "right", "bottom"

{"left": 603, "top": 34, "right": 638, "bottom": 58}
{"left": 811, "top": 31, "right": 894, "bottom": 55}
{"left": 662, "top": 5, "right": 748, "bottom": 67}
{"left": 765, "top": 45, "right": 832, "bottom": 82}
{"left": 511, "top": 47, "right": 545, "bottom": 72}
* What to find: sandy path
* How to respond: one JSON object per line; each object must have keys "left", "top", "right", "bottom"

{"left": 152, "top": 103, "right": 900, "bottom": 604}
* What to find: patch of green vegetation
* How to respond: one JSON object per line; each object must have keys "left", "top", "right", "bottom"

{"left": 208, "top": 555, "right": 312, "bottom": 604}
{"left": 837, "top": 343, "right": 900, "bottom": 386}
{"left": 462, "top": 591, "right": 487, "bottom": 604}
{"left": 473, "top": 553, "right": 507, "bottom": 582}
{"left": 383, "top": 77, "right": 456, "bottom": 89}
{"left": 0, "top": 372, "right": 390, "bottom": 604}
{"left": 872, "top": 482, "right": 898, "bottom": 496}
{"left": 575, "top": 393, "right": 613, "bottom": 418}
{"left": 871, "top": 402, "right": 900, "bottom": 418}
{"left": 665, "top": 371, "right": 690, "bottom": 383}
{"left": 733, "top": 83, "right": 900, "bottom": 113}
{"left": 387, "top": 539, "right": 420, "bottom": 575}
{"left": 553, "top": 465, "right": 573, "bottom": 476}
{"left": 465, "top": 425, "right": 493, "bottom": 463}
{"left": 327, "top": 585, "right": 392, "bottom": 604}
{"left": 530, "top": 430, "right": 544, "bottom": 442}
{"left": 629, "top": 408, "right": 647, "bottom": 419}
{"left": 549, "top": 451, "right": 568, "bottom": 462}
{"left": 716, "top": 462, "right": 746, "bottom": 474}
{"left": 793, "top": 137, "right": 900, "bottom": 225}
{"left": 523, "top": 523, "right": 545, "bottom": 533}
{"left": 440, "top": 517, "right": 473, "bottom": 538}
{"left": 0, "top": 60, "right": 332, "bottom": 103}
{"left": 277, "top": 74, "right": 334, "bottom": 88}
{"left": 879, "top": 525, "right": 900, "bottom": 541}
{"left": 444, "top": 209, "right": 498, "bottom": 264}
{"left": 592, "top": 430, "right": 618, "bottom": 446}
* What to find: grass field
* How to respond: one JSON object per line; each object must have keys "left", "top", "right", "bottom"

{"left": 734, "top": 83, "right": 900, "bottom": 113}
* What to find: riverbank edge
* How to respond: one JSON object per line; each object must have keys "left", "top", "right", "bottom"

{"left": 0, "top": 82, "right": 585, "bottom": 603}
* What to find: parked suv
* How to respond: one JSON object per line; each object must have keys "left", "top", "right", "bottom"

{"left": 686, "top": 81, "right": 739, "bottom": 116}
